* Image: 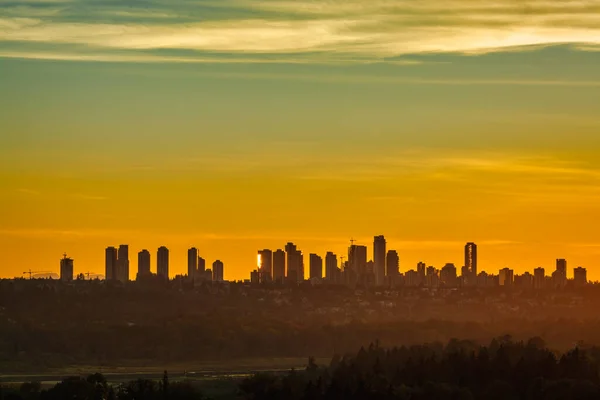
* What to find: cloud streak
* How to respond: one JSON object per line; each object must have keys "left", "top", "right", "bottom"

{"left": 1, "top": 0, "right": 600, "bottom": 63}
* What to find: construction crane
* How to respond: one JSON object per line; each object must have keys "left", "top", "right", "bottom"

{"left": 82, "top": 272, "right": 101, "bottom": 280}
{"left": 22, "top": 270, "right": 52, "bottom": 279}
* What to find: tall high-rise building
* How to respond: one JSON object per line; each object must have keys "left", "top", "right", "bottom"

{"left": 574, "top": 267, "right": 587, "bottom": 287}
{"left": 105, "top": 247, "right": 117, "bottom": 281}
{"left": 258, "top": 249, "right": 273, "bottom": 282}
{"left": 425, "top": 266, "right": 440, "bottom": 288}
{"left": 499, "top": 267, "right": 514, "bottom": 286}
{"left": 533, "top": 267, "right": 545, "bottom": 289}
{"left": 309, "top": 253, "right": 323, "bottom": 280}
{"left": 117, "top": 245, "right": 129, "bottom": 282}
{"left": 198, "top": 256, "right": 206, "bottom": 273}
{"left": 273, "top": 249, "right": 286, "bottom": 283}
{"left": 465, "top": 242, "right": 477, "bottom": 284}
{"left": 554, "top": 259, "right": 567, "bottom": 288}
{"left": 157, "top": 246, "right": 169, "bottom": 280}
{"left": 213, "top": 260, "right": 224, "bottom": 282}
{"left": 348, "top": 245, "right": 367, "bottom": 275}
{"left": 188, "top": 248, "right": 198, "bottom": 278}
{"left": 417, "top": 262, "right": 426, "bottom": 285}
{"left": 137, "top": 249, "right": 151, "bottom": 279}
{"left": 440, "top": 263, "right": 457, "bottom": 287}
{"left": 373, "top": 235, "right": 386, "bottom": 286}
{"left": 285, "top": 243, "right": 303, "bottom": 283}
{"left": 60, "top": 254, "right": 74, "bottom": 281}
{"left": 386, "top": 250, "right": 399, "bottom": 277}
{"left": 325, "top": 252, "right": 338, "bottom": 282}
{"left": 299, "top": 252, "right": 305, "bottom": 282}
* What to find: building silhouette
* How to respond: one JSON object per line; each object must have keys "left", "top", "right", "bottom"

{"left": 213, "top": 260, "right": 224, "bottom": 282}
{"left": 574, "top": 267, "right": 587, "bottom": 287}
{"left": 499, "top": 267, "right": 514, "bottom": 286}
{"left": 188, "top": 248, "right": 198, "bottom": 278}
{"left": 325, "top": 252, "right": 338, "bottom": 282}
{"left": 417, "top": 262, "right": 426, "bottom": 286}
{"left": 105, "top": 246, "right": 117, "bottom": 281}
{"left": 60, "top": 254, "right": 73, "bottom": 282}
{"left": 533, "top": 267, "right": 545, "bottom": 289}
{"left": 373, "top": 235, "right": 386, "bottom": 286}
{"left": 426, "top": 266, "right": 440, "bottom": 288}
{"left": 405, "top": 269, "right": 419, "bottom": 286}
{"left": 440, "top": 263, "right": 457, "bottom": 287}
{"left": 553, "top": 258, "right": 567, "bottom": 288}
{"left": 157, "top": 246, "right": 169, "bottom": 280}
{"left": 198, "top": 256, "right": 206, "bottom": 273}
{"left": 309, "top": 253, "right": 323, "bottom": 280}
{"left": 273, "top": 249, "right": 285, "bottom": 283}
{"left": 386, "top": 250, "right": 399, "bottom": 277}
{"left": 515, "top": 271, "right": 533, "bottom": 288}
{"left": 348, "top": 244, "right": 367, "bottom": 283}
{"left": 465, "top": 242, "right": 477, "bottom": 285}
{"left": 117, "top": 245, "right": 129, "bottom": 282}
{"left": 285, "top": 243, "right": 303, "bottom": 283}
{"left": 250, "top": 269, "right": 259, "bottom": 284}
{"left": 137, "top": 249, "right": 151, "bottom": 279}
{"left": 258, "top": 249, "right": 273, "bottom": 282}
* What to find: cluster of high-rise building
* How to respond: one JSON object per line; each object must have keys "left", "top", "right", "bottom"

{"left": 53, "top": 238, "right": 589, "bottom": 289}
{"left": 251, "top": 236, "right": 402, "bottom": 286}
{"left": 250, "top": 239, "right": 589, "bottom": 289}
{"left": 102, "top": 245, "right": 224, "bottom": 282}
{"left": 186, "top": 247, "right": 224, "bottom": 283}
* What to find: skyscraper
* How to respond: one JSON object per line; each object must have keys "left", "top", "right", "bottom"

{"left": 137, "top": 249, "right": 151, "bottom": 279}
{"left": 348, "top": 245, "right": 367, "bottom": 276}
{"left": 188, "top": 247, "right": 198, "bottom": 278}
{"left": 258, "top": 249, "right": 273, "bottom": 282}
{"left": 273, "top": 249, "right": 286, "bottom": 283}
{"left": 299, "top": 252, "right": 305, "bottom": 282}
{"left": 440, "top": 263, "right": 457, "bottom": 287}
{"left": 574, "top": 267, "right": 587, "bottom": 287}
{"left": 309, "top": 253, "right": 323, "bottom": 280}
{"left": 465, "top": 242, "right": 477, "bottom": 284}
{"left": 554, "top": 259, "right": 567, "bottom": 288}
{"left": 213, "top": 260, "right": 224, "bottom": 282}
{"left": 373, "top": 235, "right": 386, "bottom": 286}
{"left": 499, "top": 267, "right": 514, "bottom": 286}
{"left": 386, "top": 250, "right": 399, "bottom": 277}
{"left": 285, "top": 242, "right": 303, "bottom": 283}
{"left": 157, "top": 246, "right": 169, "bottom": 280}
{"left": 417, "top": 261, "right": 426, "bottom": 285}
{"left": 325, "top": 252, "right": 338, "bottom": 282}
{"left": 198, "top": 256, "right": 206, "bottom": 273}
{"left": 533, "top": 267, "right": 545, "bottom": 289}
{"left": 117, "top": 244, "right": 129, "bottom": 282}
{"left": 105, "top": 246, "right": 117, "bottom": 281}
{"left": 60, "top": 254, "right": 73, "bottom": 281}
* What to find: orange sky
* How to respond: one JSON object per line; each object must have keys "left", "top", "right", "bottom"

{"left": 2, "top": 0, "right": 600, "bottom": 281}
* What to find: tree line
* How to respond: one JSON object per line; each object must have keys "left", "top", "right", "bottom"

{"left": 239, "top": 337, "right": 600, "bottom": 400}
{"left": 0, "top": 372, "right": 207, "bottom": 400}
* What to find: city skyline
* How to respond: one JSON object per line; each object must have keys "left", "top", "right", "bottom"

{"left": 2, "top": 0, "right": 600, "bottom": 282}
{"left": 13, "top": 238, "right": 594, "bottom": 284}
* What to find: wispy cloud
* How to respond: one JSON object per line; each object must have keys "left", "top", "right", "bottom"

{"left": 72, "top": 193, "right": 107, "bottom": 201}
{"left": 1, "top": 0, "right": 600, "bottom": 63}
{"left": 16, "top": 188, "right": 40, "bottom": 195}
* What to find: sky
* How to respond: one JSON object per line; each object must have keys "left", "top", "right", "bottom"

{"left": 1, "top": 0, "right": 600, "bottom": 281}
